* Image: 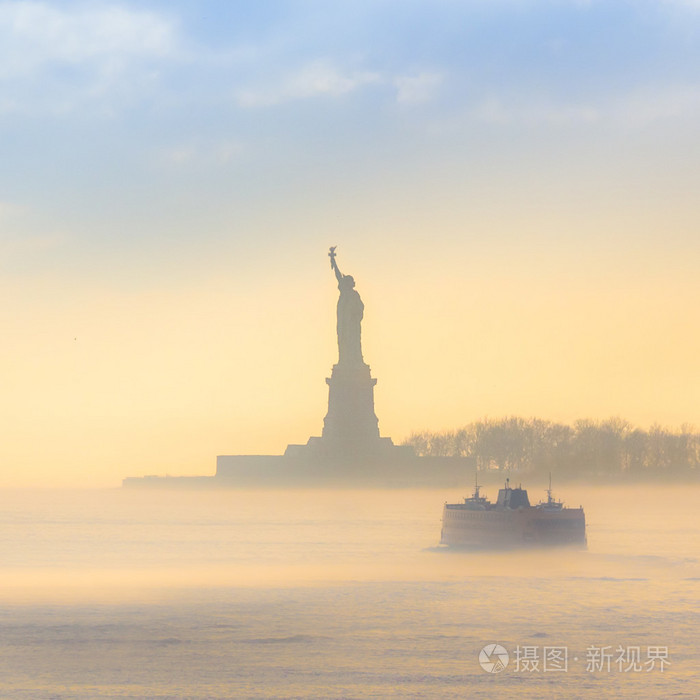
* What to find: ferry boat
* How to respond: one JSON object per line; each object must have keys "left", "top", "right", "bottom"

{"left": 440, "top": 476, "right": 586, "bottom": 548}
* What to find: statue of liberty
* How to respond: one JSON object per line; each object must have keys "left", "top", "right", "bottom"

{"left": 328, "top": 247, "right": 364, "bottom": 366}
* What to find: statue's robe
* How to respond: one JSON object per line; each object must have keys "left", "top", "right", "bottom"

{"left": 337, "top": 285, "right": 364, "bottom": 366}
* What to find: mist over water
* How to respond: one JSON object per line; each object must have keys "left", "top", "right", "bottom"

{"left": 0, "top": 485, "right": 698, "bottom": 698}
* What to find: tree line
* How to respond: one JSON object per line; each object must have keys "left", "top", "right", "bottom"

{"left": 401, "top": 417, "right": 700, "bottom": 479}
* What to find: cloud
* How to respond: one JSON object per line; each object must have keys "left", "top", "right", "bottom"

{"left": 661, "top": 0, "right": 700, "bottom": 7}
{"left": 470, "top": 83, "right": 700, "bottom": 128}
{"left": 611, "top": 84, "right": 700, "bottom": 126}
{"left": 236, "top": 61, "right": 446, "bottom": 109}
{"left": 236, "top": 60, "right": 381, "bottom": 107}
{"left": 0, "top": 1, "right": 177, "bottom": 114}
{"left": 472, "top": 96, "right": 601, "bottom": 126}
{"left": 0, "top": 1, "right": 175, "bottom": 75}
{"left": 156, "top": 140, "right": 246, "bottom": 167}
{"left": 394, "top": 72, "right": 443, "bottom": 105}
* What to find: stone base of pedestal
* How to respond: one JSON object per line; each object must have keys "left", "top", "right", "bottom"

{"left": 321, "top": 362, "right": 380, "bottom": 445}
{"left": 283, "top": 435, "right": 405, "bottom": 462}
{"left": 212, "top": 450, "right": 473, "bottom": 487}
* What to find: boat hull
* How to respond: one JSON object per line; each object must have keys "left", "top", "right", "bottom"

{"left": 440, "top": 504, "right": 587, "bottom": 549}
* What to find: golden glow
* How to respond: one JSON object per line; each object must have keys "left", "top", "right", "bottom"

{"left": 2, "top": 215, "right": 699, "bottom": 487}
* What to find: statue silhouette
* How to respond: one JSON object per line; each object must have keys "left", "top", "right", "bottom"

{"left": 329, "top": 247, "right": 364, "bottom": 366}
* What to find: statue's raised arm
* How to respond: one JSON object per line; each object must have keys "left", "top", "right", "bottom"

{"left": 329, "top": 246, "right": 343, "bottom": 284}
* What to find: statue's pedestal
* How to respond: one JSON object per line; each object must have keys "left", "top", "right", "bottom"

{"left": 283, "top": 360, "right": 397, "bottom": 461}
{"left": 322, "top": 362, "right": 380, "bottom": 443}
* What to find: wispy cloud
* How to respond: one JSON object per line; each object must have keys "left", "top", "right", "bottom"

{"left": 610, "top": 84, "right": 700, "bottom": 126}
{"left": 235, "top": 60, "right": 381, "bottom": 107}
{"left": 235, "top": 61, "right": 448, "bottom": 109}
{"left": 0, "top": 1, "right": 177, "bottom": 114}
{"left": 155, "top": 139, "right": 246, "bottom": 167}
{"left": 470, "top": 82, "right": 700, "bottom": 128}
{"left": 0, "top": 1, "right": 174, "bottom": 72}
{"left": 472, "top": 96, "right": 601, "bottom": 126}
{"left": 661, "top": 0, "right": 700, "bottom": 8}
{"left": 394, "top": 72, "right": 443, "bottom": 105}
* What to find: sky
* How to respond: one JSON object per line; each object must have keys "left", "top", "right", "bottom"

{"left": 2, "top": 0, "right": 700, "bottom": 486}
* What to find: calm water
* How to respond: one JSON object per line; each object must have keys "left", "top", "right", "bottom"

{"left": 0, "top": 485, "right": 698, "bottom": 699}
